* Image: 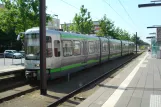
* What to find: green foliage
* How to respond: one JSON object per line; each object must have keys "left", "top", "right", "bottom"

{"left": 0, "top": 0, "right": 52, "bottom": 34}
{"left": 140, "top": 45, "right": 147, "bottom": 50}
{"left": 96, "top": 15, "right": 131, "bottom": 41}
{"left": 131, "top": 34, "right": 150, "bottom": 46}
{"left": 0, "top": 0, "right": 52, "bottom": 52}
{"left": 96, "top": 14, "right": 114, "bottom": 37}
{"left": 71, "top": 5, "right": 93, "bottom": 34}
{"left": 62, "top": 23, "right": 69, "bottom": 31}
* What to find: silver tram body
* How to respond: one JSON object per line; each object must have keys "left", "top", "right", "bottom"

{"left": 24, "top": 27, "right": 135, "bottom": 80}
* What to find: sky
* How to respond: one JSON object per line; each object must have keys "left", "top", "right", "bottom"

{"left": 46, "top": 0, "right": 161, "bottom": 43}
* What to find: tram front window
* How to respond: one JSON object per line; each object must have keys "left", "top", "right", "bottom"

{"left": 25, "top": 33, "right": 40, "bottom": 60}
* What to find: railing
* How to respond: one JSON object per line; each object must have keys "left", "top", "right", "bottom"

{"left": 0, "top": 53, "right": 4, "bottom": 58}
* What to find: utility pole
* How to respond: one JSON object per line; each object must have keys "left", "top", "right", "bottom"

{"left": 136, "top": 32, "right": 137, "bottom": 54}
{"left": 40, "top": 0, "right": 47, "bottom": 95}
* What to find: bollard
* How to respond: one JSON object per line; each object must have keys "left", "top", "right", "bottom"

{"left": 4, "top": 53, "right": 5, "bottom": 65}
{"left": 21, "top": 57, "right": 22, "bottom": 65}
{"left": 12, "top": 56, "right": 13, "bottom": 65}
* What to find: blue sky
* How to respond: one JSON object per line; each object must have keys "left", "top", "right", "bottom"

{"left": 46, "top": 0, "right": 161, "bottom": 43}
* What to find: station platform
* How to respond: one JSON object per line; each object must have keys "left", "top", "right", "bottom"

{"left": 77, "top": 52, "right": 161, "bottom": 107}
{"left": 0, "top": 65, "right": 25, "bottom": 76}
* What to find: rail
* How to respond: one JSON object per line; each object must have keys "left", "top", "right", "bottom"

{"left": 48, "top": 53, "right": 142, "bottom": 107}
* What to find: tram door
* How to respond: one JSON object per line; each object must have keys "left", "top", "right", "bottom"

{"left": 83, "top": 40, "right": 88, "bottom": 64}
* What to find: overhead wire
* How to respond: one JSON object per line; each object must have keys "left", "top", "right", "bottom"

{"left": 117, "top": 0, "right": 137, "bottom": 30}
{"left": 60, "top": 0, "right": 79, "bottom": 10}
{"left": 117, "top": 0, "right": 146, "bottom": 37}
{"left": 103, "top": 0, "right": 146, "bottom": 38}
{"left": 60, "top": 0, "right": 140, "bottom": 35}
{"left": 102, "top": 0, "right": 132, "bottom": 28}
{"left": 60, "top": 0, "right": 99, "bottom": 20}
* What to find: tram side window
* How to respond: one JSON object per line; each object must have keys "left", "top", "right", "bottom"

{"left": 102, "top": 42, "right": 108, "bottom": 52}
{"left": 113, "top": 43, "right": 115, "bottom": 53}
{"left": 54, "top": 40, "right": 60, "bottom": 57}
{"left": 110, "top": 42, "right": 113, "bottom": 53}
{"left": 88, "top": 41, "right": 95, "bottom": 54}
{"left": 96, "top": 41, "right": 100, "bottom": 52}
{"left": 62, "top": 40, "right": 73, "bottom": 57}
{"left": 74, "top": 41, "right": 81, "bottom": 56}
{"left": 46, "top": 36, "right": 52, "bottom": 57}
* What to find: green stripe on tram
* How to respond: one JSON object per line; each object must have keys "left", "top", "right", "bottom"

{"left": 109, "top": 53, "right": 121, "bottom": 58}
{"left": 87, "top": 59, "right": 99, "bottom": 64}
{"left": 50, "top": 68, "right": 61, "bottom": 72}
{"left": 41, "top": 53, "right": 126, "bottom": 73}
{"left": 50, "top": 63, "right": 82, "bottom": 73}
{"left": 101, "top": 56, "right": 109, "bottom": 60}
{"left": 61, "top": 63, "right": 82, "bottom": 71}
{"left": 50, "top": 59, "right": 99, "bottom": 73}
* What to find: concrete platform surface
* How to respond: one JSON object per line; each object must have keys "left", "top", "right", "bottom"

{"left": 77, "top": 52, "right": 161, "bottom": 107}
{"left": 0, "top": 65, "right": 25, "bottom": 74}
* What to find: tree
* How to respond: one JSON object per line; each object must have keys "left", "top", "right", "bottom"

{"left": 0, "top": 0, "right": 52, "bottom": 34}
{"left": 112, "top": 27, "right": 131, "bottom": 40}
{"left": 131, "top": 34, "right": 149, "bottom": 46}
{"left": 96, "top": 14, "right": 115, "bottom": 37}
{"left": 0, "top": 0, "right": 52, "bottom": 52}
{"left": 71, "top": 5, "right": 93, "bottom": 34}
{"left": 62, "top": 23, "right": 69, "bottom": 31}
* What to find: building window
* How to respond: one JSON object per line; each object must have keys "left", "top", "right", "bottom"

{"left": 74, "top": 41, "right": 81, "bottom": 55}
{"left": 62, "top": 40, "right": 73, "bottom": 57}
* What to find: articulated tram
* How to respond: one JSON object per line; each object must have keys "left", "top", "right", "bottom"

{"left": 24, "top": 27, "right": 135, "bottom": 80}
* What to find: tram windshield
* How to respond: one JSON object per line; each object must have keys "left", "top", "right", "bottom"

{"left": 25, "top": 33, "right": 40, "bottom": 60}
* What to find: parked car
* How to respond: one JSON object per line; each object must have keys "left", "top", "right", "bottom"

{"left": 4, "top": 50, "right": 23, "bottom": 59}
{"left": 19, "top": 50, "right": 25, "bottom": 57}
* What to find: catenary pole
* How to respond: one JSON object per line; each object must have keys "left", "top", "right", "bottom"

{"left": 40, "top": 0, "right": 47, "bottom": 95}
{"left": 136, "top": 32, "right": 137, "bottom": 54}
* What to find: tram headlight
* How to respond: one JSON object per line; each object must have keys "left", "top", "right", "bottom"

{"left": 35, "top": 64, "right": 40, "bottom": 67}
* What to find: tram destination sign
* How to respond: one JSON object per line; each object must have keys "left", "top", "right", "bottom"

{"left": 157, "top": 28, "right": 161, "bottom": 41}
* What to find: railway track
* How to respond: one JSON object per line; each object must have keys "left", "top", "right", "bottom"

{"left": 48, "top": 53, "right": 142, "bottom": 107}
{"left": 0, "top": 53, "right": 142, "bottom": 106}
{"left": 0, "top": 84, "right": 39, "bottom": 103}
{"left": 0, "top": 69, "right": 26, "bottom": 92}
{"left": 0, "top": 69, "right": 39, "bottom": 103}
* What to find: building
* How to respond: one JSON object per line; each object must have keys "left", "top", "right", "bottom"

{"left": 47, "top": 18, "right": 60, "bottom": 29}
{"left": 0, "top": 4, "right": 4, "bottom": 9}
{"left": 93, "top": 21, "right": 100, "bottom": 33}
{"left": 61, "top": 21, "right": 100, "bottom": 34}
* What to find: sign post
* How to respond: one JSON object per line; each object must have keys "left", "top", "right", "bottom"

{"left": 40, "top": 0, "right": 47, "bottom": 95}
